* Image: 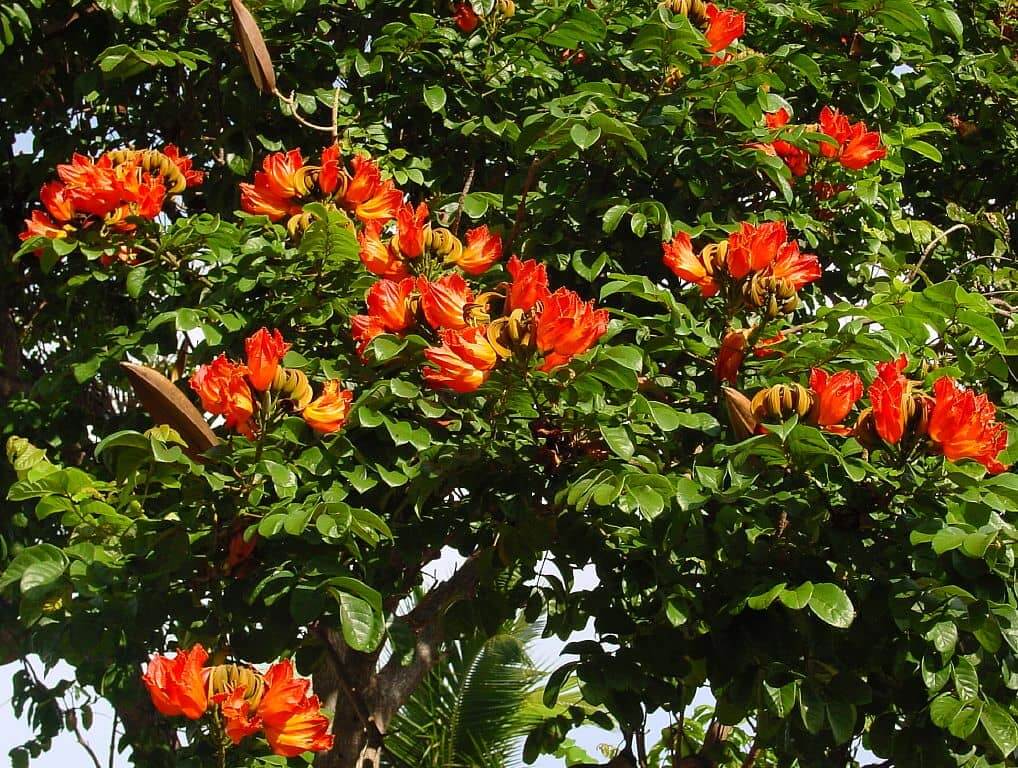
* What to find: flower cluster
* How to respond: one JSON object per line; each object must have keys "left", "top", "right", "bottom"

{"left": 190, "top": 328, "right": 353, "bottom": 438}
{"left": 753, "top": 106, "right": 887, "bottom": 177}
{"left": 662, "top": 0, "right": 745, "bottom": 62}
{"left": 240, "top": 143, "right": 402, "bottom": 234}
{"left": 143, "top": 645, "right": 333, "bottom": 757}
{"left": 20, "top": 146, "right": 202, "bottom": 244}
{"left": 663, "top": 220, "right": 821, "bottom": 317}
{"left": 359, "top": 201, "right": 503, "bottom": 279}
{"left": 728, "top": 355, "right": 1009, "bottom": 473}
{"left": 351, "top": 209, "right": 608, "bottom": 391}
{"left": 452, "top": 0, "right": 515, "bottom": 33}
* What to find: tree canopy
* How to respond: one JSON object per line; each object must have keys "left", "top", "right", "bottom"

{"left": 1, "top": 0, "right": 1017, "bottom": 766}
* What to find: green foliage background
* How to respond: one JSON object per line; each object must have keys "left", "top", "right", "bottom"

{"left": 0, "top": 0, "right": 1017, "bottom": 766}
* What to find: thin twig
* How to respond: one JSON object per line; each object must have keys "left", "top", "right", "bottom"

{"left": 65, "top": 708, "right": 103, "bottom": 768}
{"left": 907, "top": 223, "right": 970, "bottom": 283}
{"left": 451, "top": 163, "right": 476, "bottom": 236}
{"left": 741, "top": 738, "right": 761, "bottom": 768}
{"left": 108, "top": 711, "right": 119, "bottom": 768}
{"left": 330, "top": 86, "right": 341, "bottom": 139}
{"left": 504, "top": 156, "right": 545, "bottom": 255}
{"left": 272, "top": 89, "right": 336, "bottom": 134}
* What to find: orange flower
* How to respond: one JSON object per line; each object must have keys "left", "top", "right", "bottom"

{"left": 704, "top": 4, "right": 745, "bottom": 53}
{"left": 715, "top": 330, "right": 748, "bottom": 384}
{"left": 419, "top": 274, "right": 474, "bottom": 330}
{"left": 759, "top": 109, "right": 811, "bottom": 177}
{"left": 818, "top": 106, "right": 851, "bottom": 158}
{"left": 753, "top": 332, "right": 785, "bottom": 358}
{"left": 20, "top": 211, "right": 68, "bottom": 241}
{"left": 302, "top": 380, "right": 353, "bottom": 434}
{"left": 453, "top": 2, "right": 481, "bottom": 32}
{"left": 765, "top": 108, "right": 790, "bottom": 129}
{"left": 534, "top": 288, "right": 609, "bottom": 372}
{"left": 257, "top": 660, "right": 334, "bottom": 757}
{"left": 217, "top": 686, "right": 262, "bottom": 744}
{"left": 423, "top": 327, "right": 498, "bottom": 393}
{"left": 56, "top": 153, "right": 121, "bottom": 217}
{"left": 869, "top": 355, "right": 910, "bottom": 445}
{"left": 839, "top": 121, "right": 886, "bottom": 170}
{"left": 395, "top": 201, "right": 429, "bottom": 259}
{"left": 319, "top": 142, "right": 342, "bottom": 195}
{"left": 662, "top": 232, "right": 720, "bottom": 297}
{"left": 766, "top": 241, "right": 821, "bottom": 290}
{"left": 259, "top": 149, "right": 306, "bottom": 200}
{"left": 226, "top": 532, "right": 257, "bottom": 575}
{"left": 239, "top": 182, "right": 299, "bottom": 221}
{"left": 142, "top": 645, "right": 209, "bottom": 720}
{"left": 452, "top": 225, "right": 503, "bottom": 275}
{"left": 343, "top": 156, "right": 403, "bottom": 224}
{"left": 726, "top": 221, "right": 787, "bottom": 279}
{"left": 190, "top": 354, "right": 255, "bottom": 436}
{"left": 245, "top": 328, "right": 290, "bottom": 392}
{"left": 351, "top": 314, "right": 388, "bottom": 356}
{"left": 505, "top": 256, "right": 551, "bottom": 312}
{"left": 40, "top": 181, "right": 75, "bottom": 223}
{"left": 359, "top": 222, "right": 409, "bottom": 279}
{"left": 366, "top": 277, "right": 416, "bottom": 332}
{"left": 809, "top": 368, "right": 863, "bottom": 433}
{"left": 928, "top": 377, "right": 1008, "bottom": 473}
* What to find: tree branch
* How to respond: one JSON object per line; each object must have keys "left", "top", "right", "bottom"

{"left": 375, "top": 549, "right": 487, "bottom": 716}
{"left": 504, "top": 156, "right": 546, "bottom": 255}
{"left": 907, "top": 223, "right": 969, "bottom": 283}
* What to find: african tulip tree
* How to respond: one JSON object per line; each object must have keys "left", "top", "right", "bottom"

{"left": 1, "top": 0, "right": 1017, "bottom": 767}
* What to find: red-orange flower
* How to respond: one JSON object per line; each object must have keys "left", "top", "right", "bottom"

{"left": 319, "top": 142, "right": 342, "bottom": 195}
{"left": 423, "top": 327, "right": 498, "bottom": 393}
{"left": 366, "top": 277, "right": 416, "bottom": 332}
{"left": 758, "top": 109, "right": 811, "bottom": 177}
{"left": 839, "top": 121, "right": 886, "bottom": 170}
{"left": 818, "top": 106, "right": 851, "bottom": 158}
{"left": 869, "top": 355, "right": 910, "bottom": 445}
{"left": 753, "top": 332, "right": 785, "bottom": 358}
{"left": 928, "top": 377, "right": 1008, "bottom": 473}
{"left": 20, "top": 211, "right": 68, "bottom": 241}
{"left": 726, "top": 221, "right": 787, "bottom": 279}
{"left": 351, "top": 314, "right": 388, "bottom": 356}
{"left": 40, "top": 181, "right": 75, "bottom": 223}
{"left": 245, "top": 328, "right": 290, "bottom": 392}
{"left": 704, "top": 4, "right": 745, "bottom": 53}
{"left": 505, "top": 256, "right": 551, "bottom": 312}
{"left": 257, "top": 660, "right": 334, "bottom": 757}
{"left": 217, "top": 686, "right": 262, "bottom": 744}
{"left": 239, "top": 182, "right": 299, "bottom": 221}
{"left": 419, "top": 274, "right": 474, "bottom": 330}
{"left": 662, "top": 232, "right": 720, "bottom": 297}
{"left": 395, "top": 201, "right": 429, "bottom": 259}
{"left": 226, "top": 532, "right": 257, "bottom": 575}
{"left": 190, "top": 354, "right": 255, "bottom": 436}
{"left": 342, "top": 155, "right": 403, "bottom": 224}
{"left": 452, "top": 225, "right": 503, "bottom": 275}
{"left": 767, "top": 241, "right": 821, "bottom": 290}
{"left": 809, "top": 368, "right": 863, "bottom": 434}
{"left": 260, "top": 149, "right": 305, "bottom": 199}
{"left": 142, "top": 645, "right": 209, "bottom": 720}
{"left": 454, "top": 2, "right": 481, "bottom": 32}
{"left": 359, "top": 222, "right": 409, "bottom": 279}
{"left": 302, "top": 380, "right": 353, "bottom": 434}
{"left": 534, "top": 288, "right": 609, "bottom": 372}
{"left": 715, "top": 330, "right": 748, "bottom": 384}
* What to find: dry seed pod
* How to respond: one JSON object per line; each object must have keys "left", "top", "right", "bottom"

{"left": 722, "top": 386, "right": 757, "bottom": 439}
{"left": 120, "top": 363, "right": 219, "bottom": 459}
{"left": 231, "top": 0, "right": 277, "bottom": 93}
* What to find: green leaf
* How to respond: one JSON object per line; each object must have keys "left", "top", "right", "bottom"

{"left": 930, "top": 694, "right": 962, "bottom": 727}
{"left": 779, "top": 582, "right": 814, "bottom": 610}
{"left": 423, "top": 84, "right": 447, "bottom": 112}
{"left": 599, "top": 425, "right": 635, "bottom": 459}
{"left": 570, "top": 124, "right": 601, "bottom": 150}
{"left": 904, "top": 140, "right": 943, "bottom": 163}
{"left": 808, "top": 583, "right": 855, "bottom": 628}
{"left": 336, "top": 590, "right": 385, "bottom": 652}
{"left": 954, "top": 658, "right": 980, "bottom": 700}
{"left": 958, "top": 309, "right": 1006, "bottom": 352}
{"left": 746, "top": 582, "right": 787, "bottom": 610}
{"left": 0, "top": 544, "right": 68, "bottom": 591}
{"left": 827, "top": 701, "right": 856, "bottom": 744}
{"left": 949, "top": 702, "right": 982, "bottom": 739}
{"left": 981, "top": 702, "right": 1018, "bottom": 757}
